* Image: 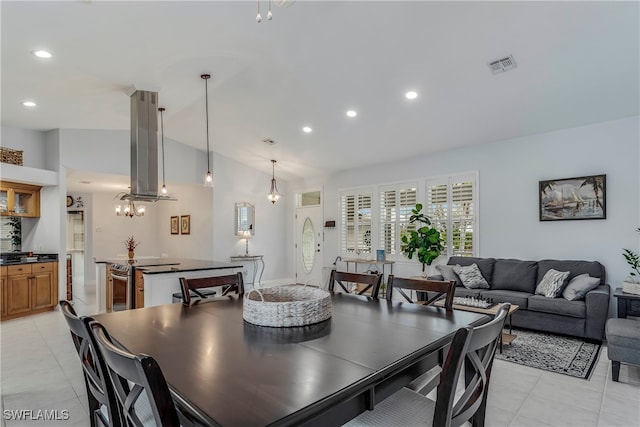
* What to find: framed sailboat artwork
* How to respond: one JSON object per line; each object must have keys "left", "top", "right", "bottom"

{"left": 539, "top": 175, "right": 606, "bottom": 221}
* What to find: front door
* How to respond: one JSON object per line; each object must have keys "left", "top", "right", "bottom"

{"left": 295, "top": 206, "right": 323, "bottom": 287}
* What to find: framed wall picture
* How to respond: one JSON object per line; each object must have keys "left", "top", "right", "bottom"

{"left": 170, "top": 216, "right": 179, "bottom": 234}
{"left": 180, "top": 215, "right": 191, "bottom": 234}
{"left": 539, "top": 174, "right": 606, "bottom": 221}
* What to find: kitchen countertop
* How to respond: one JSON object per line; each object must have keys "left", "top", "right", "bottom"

{"left": 95, "top": 258, "right": 240, "bottom": 274}
{"left": 0, "top": 253, "right": 59, "bottom": 265}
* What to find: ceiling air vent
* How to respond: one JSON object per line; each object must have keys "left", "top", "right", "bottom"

{"left": 263, "top": 138, "right": 277, "bottom": 146}
{"left": 488, "top": 55, "right": 516, "bottom": 74}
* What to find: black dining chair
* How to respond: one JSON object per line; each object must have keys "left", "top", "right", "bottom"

{"left": 60, "top": 300, "right": 121, "bottom": 427}
{"left": 89, "top": 320, "right": 209, "bottom": 427}
{"left": 328, "top": 270, "right": 383, "bottom": 299}
{"left": 179, "top": 272, "right": 244, "bottom": 306}
{"left": 345, "top": 303, "right": 511, "bottom": 427}
{"left": 386, "top": 275, "right": 456, "bottom": 310}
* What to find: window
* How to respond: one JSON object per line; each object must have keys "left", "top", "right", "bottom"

{"left": 341, "top": 190, "right": 372, "bottom": 255}
{"left": 426, "top": 173, "right": 477, "bottom": 257}
{"left": 379, "top": 183, "right": 418, "bottom": 257}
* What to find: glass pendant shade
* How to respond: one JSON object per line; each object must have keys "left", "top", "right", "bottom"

{"left": 115, "top": 199, "right": 145, "bottom": 218}
{"left": 267, "top": 159, "right": 281, "bottom": 204}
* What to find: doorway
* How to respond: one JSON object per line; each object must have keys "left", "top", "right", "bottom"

{"left": 295, "top": 194, "right": 323, "bottom": 288}
{"left": 66, "top": 211, "right": 85, "bottom": 287}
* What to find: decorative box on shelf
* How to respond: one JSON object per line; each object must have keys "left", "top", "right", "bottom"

{"left": 0, "top": 148, "right": 23, "bottom": 166}
{"left": 622, "top": 280, "right": 640, "bottom": 295}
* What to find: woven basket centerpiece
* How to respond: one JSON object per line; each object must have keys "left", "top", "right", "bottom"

{"left": 243, "top": 285, "right": 331, "bottom": 327}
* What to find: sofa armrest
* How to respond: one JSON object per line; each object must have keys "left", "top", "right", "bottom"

{"left": 585, "top": 284, "right": 611, "bottom": 340}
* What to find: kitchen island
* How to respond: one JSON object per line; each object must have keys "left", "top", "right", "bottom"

{"left": 95, "top": 258, "right": 240, "bottom": 312}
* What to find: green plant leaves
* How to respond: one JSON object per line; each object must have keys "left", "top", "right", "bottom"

{"left": 400, "top": 204, "right": 443, "bottom": 266}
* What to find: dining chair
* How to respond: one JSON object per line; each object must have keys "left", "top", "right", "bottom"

{"left": 328, "top": 270, "right": 383, "bottom": 299}
{"left": 59, "top": 300, "right": 121, "bottom": 427}
{"left": 386, "top": 275, "right": 456, "bottom": 310}
{"left": 345, "top": 303, "right": 511, "bottom": 427}
{"left": 89, "top": 320, "right": 209, "bottom": 427}
{"left": 179, "top": 272, "right": 244, "bottom": 306}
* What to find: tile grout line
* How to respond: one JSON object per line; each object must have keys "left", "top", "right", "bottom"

{"left": 507, "top": 373, "right": 544, "bottom": 427}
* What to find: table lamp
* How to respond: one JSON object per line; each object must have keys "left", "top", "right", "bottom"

{"left": 242, "top": 230, "right": 251, "bottom": 255}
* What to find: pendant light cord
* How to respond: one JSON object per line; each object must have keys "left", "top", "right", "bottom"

{"left": 159, "top": 107, "right": 166, "bottom": 188}
{"left": 204, "top": 76, "right": 211, "bottom": 174}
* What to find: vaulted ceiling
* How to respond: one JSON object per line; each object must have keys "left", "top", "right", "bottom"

{"left": 2, "top": 1, "right": 638, "bottom": 182}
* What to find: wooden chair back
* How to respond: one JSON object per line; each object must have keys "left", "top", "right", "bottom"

{"left": 179, "top": 272, "right": 244, "bottom": 306}
{"left": 59, "top": 300, "right": 121, "bottom": 427}
{"left": 434, "top": 303, "right": 511, "bottom": 427}
{"left": 328, "top": 270, "right": 383, "bottom": 299}
{"left": 89, "top": 320, "right": 181, "bottom": 427}
{"left": 386, "top": 275, "right": 456, "bottom": 310}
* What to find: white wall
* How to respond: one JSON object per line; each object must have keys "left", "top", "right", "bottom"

{"left": 290, "top": 117, "right": 640, "bottom": 308}
{"left": 0, "top": 127, "right": 46, "bottom": 169}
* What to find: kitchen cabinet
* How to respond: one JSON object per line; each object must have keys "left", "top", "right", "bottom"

{"left": 2, "top": 262, "right": 58, "bottom": 320}
{"left": 0, "top": 181, "right": 41, "bottom": 217}
{"left": 1, "top": 266, "right": 7, "bottom": 317}
{"left": 135, "top": 269, "right": 144, "bottom": 308}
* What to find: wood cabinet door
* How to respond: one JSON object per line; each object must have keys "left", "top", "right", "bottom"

{"left": 31, "top": 271, "right": 54, "bottom": 310}
{"left": 1, "top": 266, "right": 7, "bottom": 317}
{"left": 135, "top": 270, "right": 144, "bottom": 308}
{"left": 0, "top": 181, "right": 41, "bottom": 217}
{"left": 6, "top": 274, "right": 31, "bottom": 315}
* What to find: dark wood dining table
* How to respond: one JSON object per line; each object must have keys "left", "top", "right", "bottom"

{"left": 93, "top": 291, "right": 489, "bottom": 426}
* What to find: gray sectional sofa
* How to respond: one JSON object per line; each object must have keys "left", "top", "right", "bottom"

{"left": 430, "top": 256, "right": 610, "bottom": 341}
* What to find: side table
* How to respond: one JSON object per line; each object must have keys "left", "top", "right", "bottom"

{"left": 614, "top": 287, "right": 640, "bottom": 318}
{"left": 230, "top": 255, "right": 264, "bottom": 288}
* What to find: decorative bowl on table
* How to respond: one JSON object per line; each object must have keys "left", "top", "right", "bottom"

{"left": 243, "top": 285, "right": 331, "bottom": 327}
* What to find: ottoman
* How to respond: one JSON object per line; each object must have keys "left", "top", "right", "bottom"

{"left": 606, "top": 318, "right": 640, "bottom": 381}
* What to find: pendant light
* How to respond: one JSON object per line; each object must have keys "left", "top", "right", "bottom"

{"left": 267, "top": 159, "right": 281, "bottom": 204}
{"left": 201, "top": 74, "right": 213, "bottom": 187}
{"left": 159, "top": 107, "right": 168, "bottom": 194}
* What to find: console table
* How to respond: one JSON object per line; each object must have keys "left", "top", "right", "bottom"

{"left": 614, "top": 287, "right": 640, "bottom": 318}
{"left": 343, "top": 259, "right": 394, "bottom": 277}
{"left": 230, "top": 255, "right": 264, "bottom": 287}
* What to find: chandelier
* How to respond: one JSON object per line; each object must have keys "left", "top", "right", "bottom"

{"left": 256, "top": 0, "right": 295, "bottom": 22}
{"left": 267, "top": 159, "right": 281, "bottom": 204}
{"left": 115, "top": 194, "right": 145, "bottom": 218}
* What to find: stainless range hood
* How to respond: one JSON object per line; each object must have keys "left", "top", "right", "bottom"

{"left": 121, "top": 90, "right": 176, "bottom": 202}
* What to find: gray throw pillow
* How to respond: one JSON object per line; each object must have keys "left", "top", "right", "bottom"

{"left": 436, "top": 264, "right": 461, "bottom": 286}
{"left": 562, "top": 274, "right": 600, "bottom": 301}
{"left": 535, "top": 269, "right": 570, "bottom": 298}
{"left": 453, "top": 263, "right": 490, "bottom": 289}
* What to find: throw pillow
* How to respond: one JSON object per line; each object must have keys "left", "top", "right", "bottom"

{"left": 453, "top": 263, "right": 490, "bottom": 289}
{"left": 436, "top": 264, "right": 461, "bottom": 286}
{"left": 535, "top": 269, "right": 570, "bottom": 298}
{"left": 562, "top": 274, "right": 600, "bottom": 301}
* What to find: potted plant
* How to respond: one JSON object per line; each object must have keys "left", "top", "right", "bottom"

{"left": 124, "top": 236, "right": 139, "bottom": 260}
{"left": 8, "top": 217, "right": 21, "bottom": 251}
{"left": 622, "top": 228, "right": 640, "bottom": 295}
{"left": 400, "top": 203, "right": 444, "bottom": 276}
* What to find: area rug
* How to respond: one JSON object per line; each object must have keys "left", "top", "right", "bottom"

{"left": 494, "top": 328, "right": 601, "bottom": 379}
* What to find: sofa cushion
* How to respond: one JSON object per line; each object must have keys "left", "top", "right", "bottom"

{"left": 492, "top": 259, "right": 538, "bottom": 293}
{"left": 528, "top": 295, "right": 586, "bottom": 318}
{"left": 562, "top": 274, "right": 601, "bottom": 301}
{"left": 448, "top": 257, "right": 496, "bottom": 284}
{"left": 537, "top": 259, "right": 605, "bottom": 286}
{"left": 606, "top": 318, "right": 640, "bottom": 351}
{"left": 479, "top": 290, "right": 530, "bottom": 309}
{"left": 535, "top": 269, "right": 570, "bottom": 297}
{"left": 454, "top": 264, "right": 490, "bottom": 289}
{"left": 435, "top": 264, "right": 461, "bottom": 286}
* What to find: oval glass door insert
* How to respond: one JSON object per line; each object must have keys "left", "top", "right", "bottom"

{"left": 302, "top": 217, "right": 316, "bottom": 273}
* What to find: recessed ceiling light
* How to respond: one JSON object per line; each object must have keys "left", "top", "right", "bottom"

{"left": 302, "top": 126, "right": 312, "bottom": 133}
{"left": 32, "top": 50, "right": 52, "bottom": 59}
{"left": 22, "top": 101, "right": 37, "bottom": 107}
{"left": 346, "top": 110, "right": 357, "bottom": 118}
{"left": 405, "top": 91, "right": 418, "bottom": 100}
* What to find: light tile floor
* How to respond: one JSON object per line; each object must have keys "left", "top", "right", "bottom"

{"left": 1, "top": 284, "right": 639, "bottom": 427}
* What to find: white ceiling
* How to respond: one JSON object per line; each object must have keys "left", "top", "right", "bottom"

{"left": 2, "top": 1, "right": 639, "bottom": 184}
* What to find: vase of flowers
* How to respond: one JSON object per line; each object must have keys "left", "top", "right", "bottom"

{"left": 124, "top": 236, "right": 139, "bottom": 260}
